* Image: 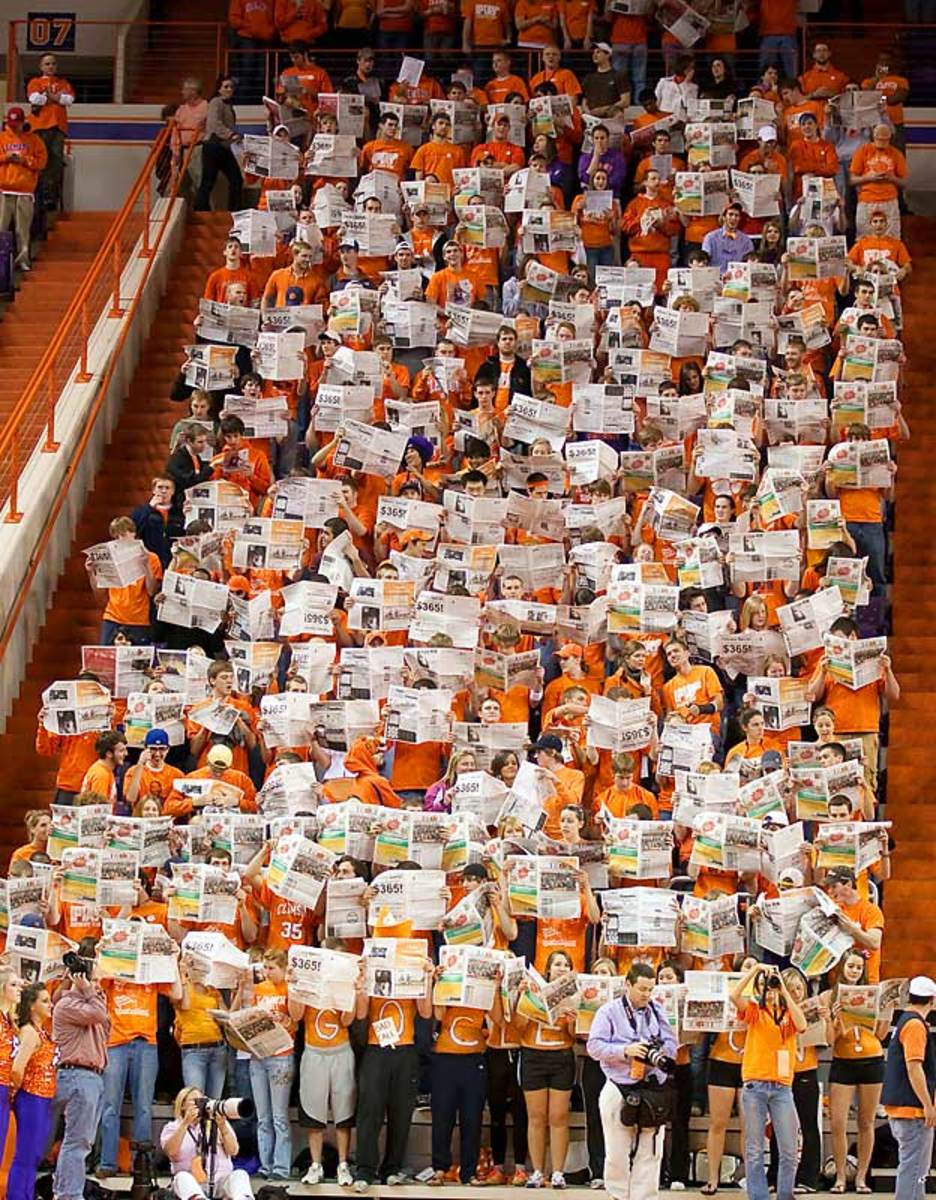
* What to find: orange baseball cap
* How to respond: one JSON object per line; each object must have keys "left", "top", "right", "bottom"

{"left": 227, "top": 574, "right": 251, "bottom": 593}
{"left": 399, "top": 530, "right": 433, "bottom": 548}
{"left": 557, "top": 643, "right": 584, "bottom": 659}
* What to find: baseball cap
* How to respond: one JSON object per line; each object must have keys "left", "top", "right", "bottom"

{"left": 557, "top": 643, "right": 584, "bottom": 659}
{"left": 532, "top": 733, "right": 564, "bottom": 755}
{"left": 761, "top": 750, "right": 784, "bottom": 774}
{"left": 909, "top": 976, "right": 936, "bottom": 999}
{"left": 18, "top": 912, "right": 45, "bottom": 929}
{"left": 825, "top": 866, "right": 856, "bottom": 885}
{"left": 6, "top": 106, "right": 25, "bottom": 125}
{"left": 338, "top": 238, "right": 359, "bottom": 251}
{"left": 144, "top": 728, "right": 170, "bottom": 748}
{"left": 463, "top": 863, "right": 489, "bottom": 881}
{"left": 394, "top": 238, "right": 413, "bottom": 253}
{"left": 757, "top": 125, "right": 777, "bottom": 141}
{"left": 319, "top": 330, "right": 341, "bottom": 343}
{"left": 399, "top": 529, "right": 434, "bottom": 548}
{"left": 207, "top": 744, "right": 234, "bottom": 768}
{"left": 227, "top": 574, "right": 251, "bottom": 594}
{"left": 778, "top": 867, "right": 804, "bottom": 888}
{"left": 593, "top": 41, "right": 613, "bottom": 54}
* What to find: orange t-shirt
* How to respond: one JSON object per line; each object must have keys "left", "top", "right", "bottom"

{"left": 304, "top": 1006, "right": 351, "bottom": 1048}
{"left": 105, "top": 979, "right": 169, "bottom": 1046}
{"left": 837, "top": 898, "right": 884, "bottom": 982}
{"left": 204, "top": 265, "right": 256, "bottom": 303}
{"left": 25, "top": 76, "right": 75, "bottom": 131}
{"left": 740, "top": 1000, "right": 798, "bottom": 1085}
{"left": 361, "top": 138, "right": 414, "bottom": 179}
{"left": 102, "top": 550, "right": 161, "bottom": 627}
{"left": 254, "top": 978, "right": 295, "bottom": 1054}
{"left": 661, "top": 666, "right": 722, "bottom": 730}
{"left": 126, "top": 762, "right": 183, "bottom": 805}
{"left": 485, "top": 75, "right": 530, "bottom": 104}
{"left": 262, "top": 265, "right": 329, "bottom": 308}
{"left": 758, "top": 0, "right": 796, "bottom": 35}
{"left": 255, "top": 880, "right": 318, "bottom": 951}
{"left": 464, "top": 0, "right": 509, "bottom": 43}
{"left": 820, "top": 674, "right": 883, "bottom": 734}
{"left": 425, "top": 266, "right": 480, "bottom": 309}
{"left": 850, "top": 142, "right": 907, "bottom": 204}
{"left": 534, "top": 914, "right": 589, "bottom": 974}
{"left": 520, "top": 1016, "right": 574, "bottom": 1050}
{"left": 862, "top": 74, "right": 909, "bottom": 126}
{"left": 435, "top": 1006, "right": 488, "bottom": 1053}
{"left": 514, "top": 0, "right": 559, "bottom": 46}
{"left": 81, "top": 760, "right": 116, "bottom": 805}
{"left": 367, "top": 997, "right": 417, "bottom": 1045}
{"left": 410, "top": 140, "right": 469, "bottom": 187}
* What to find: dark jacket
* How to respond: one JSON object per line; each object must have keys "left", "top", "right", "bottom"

{"left": 131, "top": 502, "right": 184, "bottom": 568}
{"left": 166, "top": 443, "right": 213, "bottom": 521}
{"left": 475, "top": 354, "right": 533, "bottom": 402}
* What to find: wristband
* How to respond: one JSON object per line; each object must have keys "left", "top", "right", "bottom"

{"left": 698, "top": 703, "right": 716, "bottom": 715}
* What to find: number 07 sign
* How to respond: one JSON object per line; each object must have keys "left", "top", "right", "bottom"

{"left": 26, "top": 12, "right": 76, "bottom": 52}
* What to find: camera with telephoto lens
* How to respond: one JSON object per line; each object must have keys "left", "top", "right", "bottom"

{"left": 62, "top": 951, "right": 93, "bottom": 980}
{"left": 195, "top": 1096, "right": 255, "bottom": 1121}
{"left": 640, "top": 1037, "right": 677, "bottom": 1075}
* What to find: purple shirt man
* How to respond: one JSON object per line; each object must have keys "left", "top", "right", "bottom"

{"left": 578, "top": 124, "right": 628, "bottom": 196}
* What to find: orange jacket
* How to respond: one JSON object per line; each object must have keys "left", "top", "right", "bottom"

{"left": 26, "top": 76, "right": 75, "bottom": 132}
{"left": 0, "top": 128, "right": 47, "bottom": 194}
{"left": 321, "top": 736, "right": 402, "bottom": 808}
{"left": 275, "top": 0, "right": 328, "bottom": 40}
{"left": 228, "top": 0, "right": 277, "bottom": 39}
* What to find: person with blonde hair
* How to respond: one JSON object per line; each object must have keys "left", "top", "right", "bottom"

{"left": 0, "top": 968, "right": 21, "bottom": 1153}
{"left": 160, "top": 1086, "right": 252, "bottom": 1199}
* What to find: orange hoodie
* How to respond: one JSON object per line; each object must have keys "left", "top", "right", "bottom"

{"left": 0, "top": 127, "right": 47, "bottom": 194}
{"left": 322, "top": 736, "right": 402, "bottom": 808}
{"left": 228, "top": 0, "right": 277, "bottom": 39}
{"left": 275, "top": 0, "right": 328, "bottom": 41}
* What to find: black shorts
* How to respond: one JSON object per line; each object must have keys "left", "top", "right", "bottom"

{"left": 707, "top": 1058, "right": 743, "bottom": 1089}
{"left": 520, "top": 1047, "right": 575, "bottom": 1092}
{"left": 829, "top": 1056, "right": 885, "bottom": 1087}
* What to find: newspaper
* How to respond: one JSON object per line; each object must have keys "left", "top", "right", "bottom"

{"left": 787, "top": 236, "right": 848, "bottom": 281}
{"left": 308, "top": 133, "right": 360, "bottom": 178}
{"left": 516, "top": 965, "right": 580, "bottom": 1027}
{"left": 48, "top": 804, "right": 109, "bottom": 860}
{"left": 747, "top": 675, "right": 811, "bottom": 731}
{"left": 600, "top": 887, "right": 680, "bottom": 947}
{"left": 183, "top": 480, "right": 252, "bottom": 532}
{"left": 123, "top": 692, "right": 186, "bottom": 748}
{"left": 287, "top": 944, "right": 360, "bottom": 1012}
{"left": 181, "top": 930, "right": 249, "bottom": 989}
{"left": 814, "top": 822, "right": 889, "bottom": 874}
{"left": 674, "top": 170, "right": 730, "bottom": 216}
{"left": 792, "top": 759, "right": 865, "bottom": 821}
{"left": 433, "top": 944, "right": 502, "bottom": 1010}
{"left": 586, "top": 695, "right": 656, "bottom": 753}
{"left": 506, "top": 855, "right": 580, "bottom": 919}
{"left": 168, "top": 863, "right": 241, "bottom": 925}
{"left": 40, "top": 679, "right": 111, "bottom": 737}
{"left": 105, "top": 814, "right": 173, "bottom": 868}
{"left": 316, "top": 800, "right": 380, "bottom": 862}
{"left": 266, "top": 835, "right": 336, "bottom": 909}
{"left": 576, "top": 973, "right": 628, "bottom": 1035}
{"left": 198, "top": 301, "right": 261, "bottom": 348}
{"left": 791, "top": 905, "right": 854, "bottom": 977}
{"left": 604, "top": 818, "right": 674, "bottom": 880}
{"left": 0, "top": 876, "right": 45, "bottom": 932}
{"left": 440, "top": 885, "right": 496, "bottom": 947}
{"left": 753, "top": 888, "right": 817, "bottom": 957}
{"left": 730, "top": 170, "right": 781, "bottom": 218}
{"left": 348, "top": 578, "right": 416, "bottom": 633}
{"left": 824, "top": 634, "right": 886, "bottom": 690}
{"left": 607, "top": 576, "right": 680, "bottom": 634}
{"left": 332, "top": 420, "right": 409, "bottom": 476}
{"left": 324, "top": 877, "right": 368, "bottom": 940}
{"left": 363, "top": 937, "right": 429, "bottom": 1000}
{"left": 728, "top": 531, "right": 801, "bottom": 583}
{"left": 831, "top": 381, "right": 899, "bottom": 433}
{"left": 449, "top": 771, "right": 510, "bottom": 829}
{"left": 61, "top": 846, "right": 138, "bottom": 907}
{"left": 825, "top": 437, "right": 893, "bottom": 488}
{"left": 337, "top": 646, "right": 405, "bottom": 702}
{"left": 8, "top": 925, "right": 78, "bottom": 983}
{"left": 683, "top": 970, "right": 745, "bottom": 1033}
{"left": 84, "top": 538, "right": 148, "bottom": 590}
{"left": 682, "top": 894, "right": 745, "bottom": 959}
{"left": 183, "top": 343, "right": 238, "bottom": 391}
{"left": 212, "top": 1007, "right": 294, "bottom": 1059}
{"left": 368, "top": 866, "right": 448, "bottom": 930}
{"left": 777, "top": 588, "right": 844, "bottom": 656}
{"left": 158, "top": 571, "right": 230, "bottom": 634}
{"left": 230, "top": 209, "right": 277, "bottom": 256}
{"left": 80, "top": 644, "right": 154, "bottom": 698}
{"left": 221, "top": 393, "right": 289, "bottom": 439}
{"left": 99, "top": 919, "right": 178, "bottom": 985}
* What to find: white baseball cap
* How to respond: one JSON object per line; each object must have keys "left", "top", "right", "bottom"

{"left": 909, "top": 976, "right": 936, "bottom": 999}
{"left": 594, "top": 42, "right": 613, "bottom": 54}
{"left": 758, "top": 125, "right": 778, "bottom": 142}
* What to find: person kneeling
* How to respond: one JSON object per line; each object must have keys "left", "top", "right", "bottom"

{"left": 161, "top": 1087, "right": 253, "bottom": 1199}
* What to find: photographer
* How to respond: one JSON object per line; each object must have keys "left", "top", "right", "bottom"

{"left": 52, "top": 953, "right": 110, "bottom": 1200}
{"left": 160, "top": 1086, "right": 252, "bottom": 1200}
{"left": 586, "top": 962, "right": 678, "bottom": 1200}
{"left": 730, "top": 962, "right": 807, "bottom": 1200}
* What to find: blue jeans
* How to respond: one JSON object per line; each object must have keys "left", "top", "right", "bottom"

{"left": 53, "top": 1067, "right": 104, "bottom": 1200}
{"left": 183, "top": 1044, "right": 228, "bottom": 1099}
{"left": 759, "top": 35, "right": 797, "bottom": 79}
{"left": 847, "top": 520, "right": 887, "bottom": 594}
{"left": 9, "top": 1091, "right": 54, "bottom": 1200}
{"left": 740, "top": 1080, "right": 798, "bottom": 1200}
{"left": 249, "top": 1054, "right": 295, "bottom": 1178}
{"left": 99, "top": 1038, "right": 158, "bottom": 1171}
{"left": 611, "top": 44, "right": 647, "bottom": 102}
{"left": 890, "top": 1117, "right": 935, "bottom": 1200}
{"left": 586, "top": 245, "right": 615, "bottom": 272}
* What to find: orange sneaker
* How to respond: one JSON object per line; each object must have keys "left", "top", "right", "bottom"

{"left": 443, "top": 1167, "right": 461, "bottom": 1184}
{"left": 511, "top": 1167, "right": 530, "bottom": 1186}
{"left": 482, "top": 1169, "right": 508, "bottom": 1186}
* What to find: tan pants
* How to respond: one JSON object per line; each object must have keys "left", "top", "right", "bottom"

{"left": 859, "top": 732, "right": 880, "bottom": 795}
{"left": 0, "top": 191, "right": 35, "bottom": 266}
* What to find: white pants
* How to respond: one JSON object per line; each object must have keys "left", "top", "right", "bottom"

{"left": 173, "top": 1168, "right": 253, "bottom": 1199}
{"left": 598, "top": 1079, "right": 665, "bottom": 1200}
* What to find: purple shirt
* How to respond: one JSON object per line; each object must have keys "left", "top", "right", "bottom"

{"left": 701, "top": 226, "right": 755, "bottom": 272}
{"left": 586, "top": 995, "right": 678, "bottom": 1086}
{"left": 578, "top": 149, "right": 629, "bottom": 197}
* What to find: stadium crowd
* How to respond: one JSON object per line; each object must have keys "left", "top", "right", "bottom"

{"left": 0, "top": 7, "right": 931, "bottom": 1200}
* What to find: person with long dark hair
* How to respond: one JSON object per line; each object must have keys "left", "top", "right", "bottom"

{"left": 8, "top": 983, "right": 56, "bottom": 1200}
{"left": 194, "top": 77, "right": 243, "bottom": 212}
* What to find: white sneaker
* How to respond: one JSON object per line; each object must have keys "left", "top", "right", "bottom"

{"left": 670, "top": 1184, "right": 686, "bottom": 1191}
{"left": 526, "top": 1170, "right": 545, "bottom": 1188}
{"left": 589, "top": 1180, "right": 604, "bottom": 1190}
{"left": 550, "top": 1172, "right": 566, "bottom": 1189}
{"left": 386, "top": 1174, "right": 405, "bottom": 1186}
{"left": 303, "top": 1163, "right": 324, "bottom": 1186}
{"left": 354, "top": 1180, "right": 370, "bottom": 1194}
{"left": 338, "top": 1162, "right": 354, "bottom": 1187}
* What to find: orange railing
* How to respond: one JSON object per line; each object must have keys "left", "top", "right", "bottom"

{"left": 0, "top": 123, "right": 183, "bottom": 523}
{"left": 0, "top": 125, "right": 197, "bottom": 665}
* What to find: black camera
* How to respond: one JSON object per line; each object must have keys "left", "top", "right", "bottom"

{"left": 62, "top": 951, "right": 93, "bottom": 980}
{"left": 195, "top": 1096, "right": 255, "bottom": 1121}
{"left": 642, "top": 1037, "right": 677, "bottom": 1075}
